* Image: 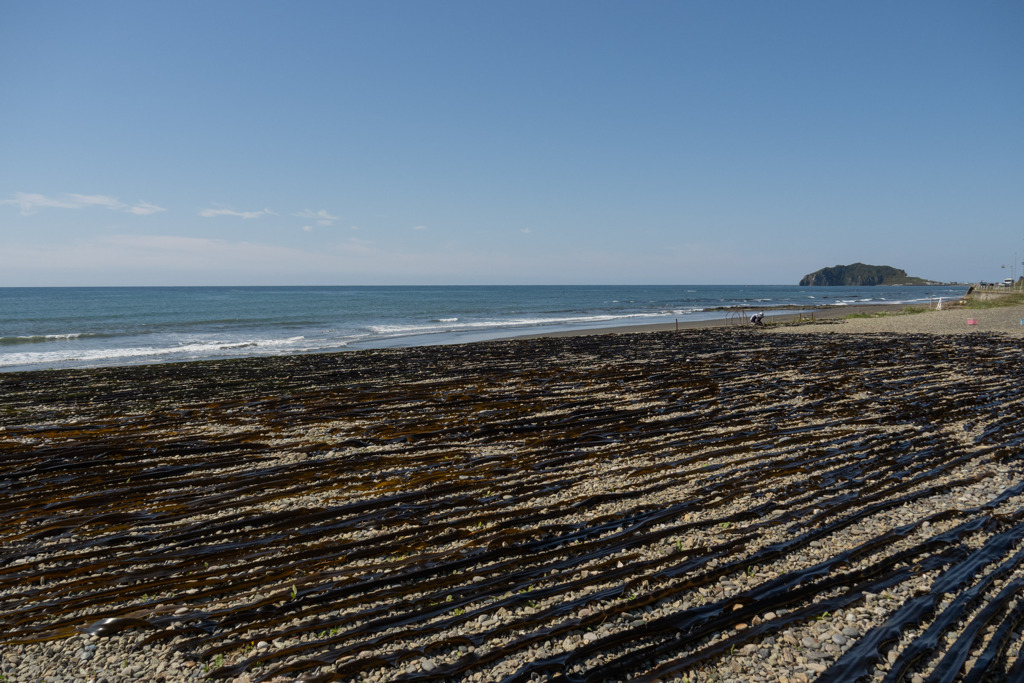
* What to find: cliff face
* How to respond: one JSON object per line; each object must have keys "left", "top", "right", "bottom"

{"left": 799, "top": 263, "right": 928, "bottom": 286}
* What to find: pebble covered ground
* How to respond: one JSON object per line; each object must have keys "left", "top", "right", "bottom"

{"left": 2, "top": 327, "right": 1024, "bottom": 683}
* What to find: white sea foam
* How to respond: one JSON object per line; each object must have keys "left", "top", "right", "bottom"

{"left": 367, "top": 311, "right": 675, "bottom": 338}
{"left": 0, "top": 335, "right": 334, "bottom": 370}
{"left": 0, "top": 332, "right": 89, "bottom": 345}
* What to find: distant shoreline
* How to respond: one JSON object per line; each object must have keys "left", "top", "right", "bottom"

{"left": 508, "top": 302, "right": 909, "bottom": 339}
{"left": 513, "top": 297, "right": 1024, "bottom": 340}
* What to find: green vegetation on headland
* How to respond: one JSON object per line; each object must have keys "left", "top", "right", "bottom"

{"left": 799, "top": 263, "right": 936, "bottom": 286}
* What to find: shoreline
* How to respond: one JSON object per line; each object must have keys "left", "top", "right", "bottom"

{"left": 0, "top": 285, "right": 973, "bottom": 373}
{"left": 506, "top": 303, "right": 909, "bottom": 339}
{"left": 517, "top": 299, "right": 1024, "bottom": 340}
{"left": 0, "top": 304, "right": 921, "bottom": 375}
{"left": 6, "top": 297, "right": 1023, "bottom": 376}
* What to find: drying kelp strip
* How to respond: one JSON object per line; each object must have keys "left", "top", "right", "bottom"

{"left": 3, "top": 329, "right": 1024, "bottom": 682}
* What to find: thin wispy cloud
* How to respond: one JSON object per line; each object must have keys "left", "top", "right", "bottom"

{"left": 295, "top": 209, "right": 339, "bottom": 226}
{"left": 122, "top": 201, "right": 165, "bottom": 215}
{"left": 0, "top": 192, "right": 165, "bottom": 216}
{"left": 199, "top": 206, "right": 274, "bottom": 219}
{"left": 412, "top": 225, "right": 428, "bottom": 231}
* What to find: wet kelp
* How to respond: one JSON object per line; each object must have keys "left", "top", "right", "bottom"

{"left": 2, "top": 329, "right": 1024, "bottom": 681}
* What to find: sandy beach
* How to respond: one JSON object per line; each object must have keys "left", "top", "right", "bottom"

{"left": 517, "top": 300, "right": 1024, "bottom": 339}
{"left": 3, "top": 303, "right": 1024, "bottom": 682}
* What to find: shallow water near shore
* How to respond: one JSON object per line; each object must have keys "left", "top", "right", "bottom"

{"left": 0, "top": 284, "right": 966, "bottom": 371}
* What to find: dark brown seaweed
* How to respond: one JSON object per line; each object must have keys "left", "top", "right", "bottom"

{"left": 3, "top": 329, "right": 1024, "bottom": 681}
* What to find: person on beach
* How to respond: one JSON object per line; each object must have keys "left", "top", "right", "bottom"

{"left": 750, "top": 312, "right": 764, "bottom": 326}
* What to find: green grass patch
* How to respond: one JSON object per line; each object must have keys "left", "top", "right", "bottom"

{"left": 964, "top": 292, "right": 1024, "bottom": 309}
{"left": 844, "top": 305, "right": 928, "bottom": 320}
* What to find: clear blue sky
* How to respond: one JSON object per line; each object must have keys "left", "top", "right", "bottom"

{"left": 2, "top": 1, "right": 1022, "bottom": 286}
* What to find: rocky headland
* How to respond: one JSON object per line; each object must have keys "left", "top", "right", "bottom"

{"left": 798, "top": 264, "right": 936, "bottom": 287}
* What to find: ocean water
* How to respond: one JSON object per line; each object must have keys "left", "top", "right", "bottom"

{"left": 0, "top": 284, "right": 967, "bottom": 372}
